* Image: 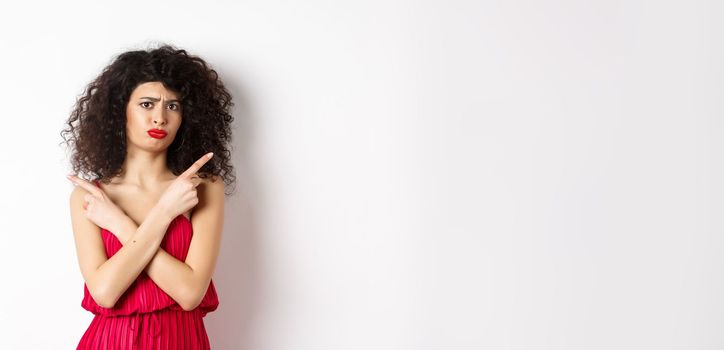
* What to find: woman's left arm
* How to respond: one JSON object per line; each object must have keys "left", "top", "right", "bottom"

{"left": 114, "top": 177, "right": 225, "bottom": 311}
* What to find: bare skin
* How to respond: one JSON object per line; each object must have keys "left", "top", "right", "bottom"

{"left": 68, "top": 81, "right": 225, "bottom": 311}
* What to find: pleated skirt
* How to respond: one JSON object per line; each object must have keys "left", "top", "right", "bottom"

{"left": 77, "top": 308, "right": 211, "bottom": 349}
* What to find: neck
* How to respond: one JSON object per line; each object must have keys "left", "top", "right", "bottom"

{"left": 117, "top": 147, "right": 174, "bottom": 188}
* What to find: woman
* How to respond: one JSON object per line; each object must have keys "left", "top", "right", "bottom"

{"left": 61, "top": 44, "right": 236, "bottom": 349}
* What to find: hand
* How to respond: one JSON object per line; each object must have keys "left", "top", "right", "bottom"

{"left": 156, "top": 152, "right": 214, "bottom": 221}
{"left": 67, "top": 175, "right": 129, "bottom": 240}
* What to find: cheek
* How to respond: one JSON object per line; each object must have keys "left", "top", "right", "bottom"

{"left": 126, "top": 107, "right": 144, "bottom": 124}
{"left": 125, "top": 115, "right": 134, "bottom": 131}
{"left": 125, "top": 110, "right": 143, "bottom": 135}
{"left": 170, "top": 115, "right": 182, "bottom": 129}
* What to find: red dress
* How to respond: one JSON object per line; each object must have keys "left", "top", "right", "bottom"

{"left": 77, "top": 181, "right": 220, "bottom": 349}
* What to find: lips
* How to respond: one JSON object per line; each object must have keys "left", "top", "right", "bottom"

{"left": 148, "top": 129, "right": 167, "bottom": 139}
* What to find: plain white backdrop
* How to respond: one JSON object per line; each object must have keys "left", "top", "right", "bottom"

{"left": 0, "top": 0, "right": 722, "bottom": 349}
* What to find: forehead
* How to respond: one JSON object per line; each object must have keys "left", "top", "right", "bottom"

{"left": 130, "top": 81, "right": 180, "bottom": 99}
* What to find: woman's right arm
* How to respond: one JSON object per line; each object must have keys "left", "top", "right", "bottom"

{"left": 69, "top": 185, "right": 174, "bottom": 308}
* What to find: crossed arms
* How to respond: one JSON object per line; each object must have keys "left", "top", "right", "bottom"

{"left": 69, "top": 177, "right": 224, "bottom": 311}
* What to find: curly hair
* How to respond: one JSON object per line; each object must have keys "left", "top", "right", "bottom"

{"left": 60, "top": 43, "right": 236, "bottom": 196}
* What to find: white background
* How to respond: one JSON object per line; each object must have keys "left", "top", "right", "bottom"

{"left": 0, "top": 0, "right": 722, "bottom": 349}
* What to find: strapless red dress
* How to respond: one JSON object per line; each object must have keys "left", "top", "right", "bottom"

{"left": 77, "top": 181, "right": 219, "bottom": 349}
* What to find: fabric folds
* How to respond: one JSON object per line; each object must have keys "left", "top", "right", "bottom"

{"left": 78, "top": 180, "right": 220, "bottom": 349}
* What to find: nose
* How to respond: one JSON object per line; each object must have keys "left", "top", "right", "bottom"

{"left": 152, "top": 108, "right": 167, "bottom": 126}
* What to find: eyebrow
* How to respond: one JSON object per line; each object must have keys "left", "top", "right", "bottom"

{"left": 139, "top": 96, "right": 181, "bottom": 103}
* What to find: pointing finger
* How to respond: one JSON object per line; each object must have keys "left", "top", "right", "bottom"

{"left": 179, "top": 152, "right": 214, "bottom": 179}
{"left": 67, "top": 175, "right": 103, "bottom": 197}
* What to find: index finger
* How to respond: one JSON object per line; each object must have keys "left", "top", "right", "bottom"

{"left": 68, "top": 175, "right": 103, "bottom": 197}
{"left": 179, "top": 152, "right": 214, "bottom": 179}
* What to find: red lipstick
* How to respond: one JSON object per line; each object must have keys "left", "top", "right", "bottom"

{"left": 148, "top": 128, "right": 167, "bottom": 139}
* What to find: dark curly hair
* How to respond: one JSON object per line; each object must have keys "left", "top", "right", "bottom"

{"left": 60, "top": 43, "right": 236, "bottom": 196}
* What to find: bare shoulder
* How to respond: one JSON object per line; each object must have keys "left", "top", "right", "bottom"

{"left": 189, "top": 175, "right": 225, "bottom": 230}
{"left": 69, "top": 183, "right": 101, "bottom": 229}
{"left": 69, "top": 183, "right": 92, "bottom": 204}
{"left": 200, "top": 174, "right": 222, "bottom": 188}
{"left": 200, "top": 175, "right": 224, "bottom": 198}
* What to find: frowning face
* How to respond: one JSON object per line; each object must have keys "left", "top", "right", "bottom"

{"left": 125, "top": 81, "right": 183, "bottom": 152}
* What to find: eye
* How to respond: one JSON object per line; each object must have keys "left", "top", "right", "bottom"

{"left": 140, "top": 101, "right": 153, "bottom": 108}
{"left": 168, "top": 103, "right": 180, "bottom": 111}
